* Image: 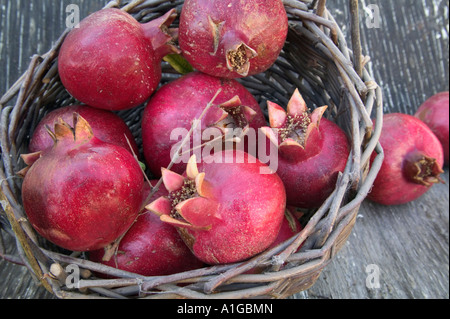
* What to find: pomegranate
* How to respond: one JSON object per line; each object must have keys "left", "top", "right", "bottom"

{"left": 20, "top": 114, "right": 144, "bottom": 252}
{"left": 29, "top": 105, "right": 139, "bottom": 156}
{"left": 179, "top": 0, "right": 288, "bottom": 78}
{"left": 260, "top": 89, "right": 350, "bottom": 208}
{"left": 248, "top": 208, "right": 303, "bottom": 274}
{"left": 269, "top": 208, "right": 303, "bottom": 250}
{"left": 368, "top": 113, "right": 444, "bottom": 206}
{"left": 89, "top": 181, "right": 203, "bottom": 277}
{"left": 414, "top": 92, "right": 449, "bottom": 166}
{"left": 146, "top": 150, "right": 286, "bottom": 265}
{"left": 58, "top": 8, "right": 179, "bottom": 111}
{"left": 141, "top": 71, "right": 266, "bottom": 177}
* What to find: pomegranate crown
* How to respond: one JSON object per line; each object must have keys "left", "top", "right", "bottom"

{"left": 204, "top": 95, "right": 257, "bottom": 136}
{"left": 404, "top": 152, "right": 445, "bottom": 187}
{"left": 208, "top": 17, "right": 258, "bottom": 77}
{"left": 261, "top": 89, "right": 328, "bottom": 158}
{"left": 143, "top": 8, "right": 181, "bottom": 59}
{"left": 18, "top": 113, "right": 94, "bottom": 178}
{"left": 146, "top": 155, "right": 220, "bottom": 231}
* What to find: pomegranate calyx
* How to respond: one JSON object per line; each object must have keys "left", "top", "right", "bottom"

{"left": 208, "top": 16, "right": 225, "bottom": 55}
{"left": 160, "top": 214, "right": 199, "bottom": 230}
{"left": 142, "top": 8, "right": 180, "bottom": 60}
{"left": 187, "top": 156, "right": 215, "bottom": 198}
{"left": 161, "top": 168, "right": 185, "bottom": 192}
{"left": 175, "top": 197, "right": 217, "bottom": 230}
{"left": 146, "top": 196, "right": 172, "bottom": 216}
{"left": 17, "top": 151, "right": 43, "bottom": 178}
{"left": 213, "top": 96, "right": 256, "bottom": 133}
{"left": 268, "top": 101, "right": 287, "bottom": 129}
{"left": 287, "top": 89, "right": 308, "bottom": 117}
{"left": 47, "top": 113, "right": 94, "bottom": 146}
{"left": 21, "top": 151, "right": 43, "bottom": 166}
{"left": 195, "top": 172, "right": 216, "bottom": 198}
{"left": 279, "top": 138, "right": 304, "bottom": 150}
{"left": 219, "top": 95, "right": 242, "bottom": 109}
{"left": 225, "top": 41, "right": 258, "bottom": 77}
{"left": 149, "top": 156, "right": 220, "bottom": 231}
{"left": 266, "top": 90, "right": 328, "bottom": 160}
{"left": 404, "top": 152, "right": 445, "bottom": 186}
{"left": 74, "top": 113, "right": 95, "bottom": 143}
{"left": 186, "top": 155, "right": 200, "bottom": 179}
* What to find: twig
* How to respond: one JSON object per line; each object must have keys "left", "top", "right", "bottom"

{"left": 316, "top": 0, "right": 327, "bottom": 17}
{"left": 350, "top": 0, "right": 363, "bottom": 78}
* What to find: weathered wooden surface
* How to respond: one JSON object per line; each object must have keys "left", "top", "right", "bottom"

{"left": 0, "top": 0, "right": 448, "bottom": 299}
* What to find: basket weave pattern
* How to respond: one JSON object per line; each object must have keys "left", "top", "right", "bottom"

{"left": 0, "top": 0, "right": 383, "bottom": 299}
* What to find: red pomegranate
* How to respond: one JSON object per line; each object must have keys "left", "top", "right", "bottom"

{"left": 29, "top": 105, "right": 139, "bottom": 156}
{"left": 146, "top": 150, "right": 286, "bottom": 265}
{"left": 260, "top": 89, "right": 350, "bottom": 208}
{"left": 20, "top": 114, "right": 144, "bottom": 251}
{"left": 58, "top": 8, "right": 179, "bottom": 111}
{"left": 179, "top": 0, "right": 288, "bottom": 78}
{"left": 414, "top": 92, "right": 449, "bottom": 165}
{"left": 368, "top": 113, "right": 444, "bottom": 206}
{"left": 269, "top": 208, "right": 303, "bottom": 250}
{"left": 141, "top": 71, "right": 266, "bottom": 177}
{"left": 89, "top": 181, "right": 203, "bottom": 277}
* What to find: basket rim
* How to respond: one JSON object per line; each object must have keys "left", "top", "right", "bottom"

{"left": 0, "top": 0, "right": 384, "bottom": 299}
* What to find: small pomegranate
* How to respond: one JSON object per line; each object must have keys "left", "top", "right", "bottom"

{"left": 141, "top": 71, "right": 266, "bottom": 177}
{"left": 146, "top": 150, "right": 286, "bottom": 265}
{"left": 179, "top": 0, "right": 288, "bottom": 78}
{"left": 29, "top": 105, "right": 139, "bottom": 156}
{"left": 260, "top": 89, "right": 350, "bottom": 208}
{"left": 58, "top": 8, "right": 179, "bottom": 111}
{"left": 89, "top": 181, "right": 203, "bottom": 277}
{"left": 20, "top": 114, "right": 144, "bottom": 252}
{"left": 247, "top": 208, "right": 303, "bottom": 274}
{"left": 368, "top": 113, "right": 444, "bottom": 206}
{"left": 269, "top": 208, "right": 303, "bottom": 250}
{"left": 414, "top": 92, "right": 449, "bottom": 166}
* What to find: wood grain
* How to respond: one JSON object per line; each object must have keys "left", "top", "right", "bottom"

{"left": 0, "top": 0, "right": 448, "bottom": 299}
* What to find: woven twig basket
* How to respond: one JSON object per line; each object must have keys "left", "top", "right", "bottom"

{"left": 0, "top": 0, "right": 383, "bottom": 299}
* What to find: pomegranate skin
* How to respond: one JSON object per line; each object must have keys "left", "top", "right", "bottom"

{"left": 89, "top": 182, "right": 203, "bottom": 277}
{"left": 21, "top": 116, "right": 144, "bottom": 252}
{"left": 29, "top": 105, "right": 139, "bottom": 156}
{"left": 276, "top": 118, "right": 350, "bottom": 208}
{"left": 141, "top": 72, "right": 266, "bottom": 177}
{"left": 179, "top": 0, "right": 288, "bottom": 79}
{"left": 147, "top": 150, "right": 286, "bottom": 265}
{"left": 247, "top": 208, "right": 303, "bottom": 274}
{"left": 58, "top": 9, "right": 178, "bottom": 111}
{"left": 414, "top": 92, "right": 449, "bottom": 165}
{"left": 368, "top": 113, "right": 444, "bottom": 206}
{"left": 261, "top": 90, "right": 350, "bottom": 209}
{"left": 269, "top": 208, "right": 303, "bottom": 250}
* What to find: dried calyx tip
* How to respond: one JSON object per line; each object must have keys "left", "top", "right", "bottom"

{"left": 404, "top": 152, "right": 445, "bottom": 186}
